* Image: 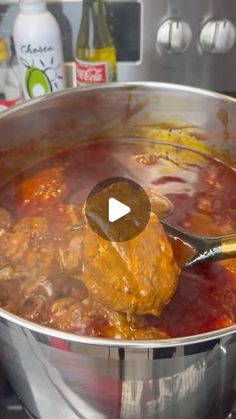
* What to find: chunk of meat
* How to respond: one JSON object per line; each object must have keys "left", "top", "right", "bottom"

{"left": 98, "top": 306, "right": 169, "bottom": 339}
{"left": 18, "top": 250, "right": 86, "bottom": 322}
{"left": 65, "top": 204, "right": 82, "bottom": 226}
{"left": 49, "top": 296, "right": 169, "bottom": 339}
{"left": 18, "top": 167, "right": 66, "bottom": 204}
{"left": 32, "top": 204, "right": 83, "bottom": 241}
{"left": 0, "top": 208, "right": 13, "bottom": 269}
{"left": 49, "top": 297, "right": 100, "bottom": 334}
{"left": 18, "top": 242, "right": 70, "bottom": 295}
{"left": 0, "top": 208, "right": 11, "bottom": 237}
{"left": 14, "top": 216, "right": 49, "bottom": 245}
{"left": 36, "top": 244, "right": 55, "bottom": 266}
{"left": 0, "top": 231, "right": 29, "bottom": 268}
{"left": 0, "top": 266, "right": 14, "bottom": 281}
{"left": 19, "top": 261, "right": 64, "bottom": 321}
{"left": 57, "top": 230, "right": 84, "bottom": 271}
{"left": 20, "top": 264, "right": 54, "bottom": 302}
{"left": 20, "top": 294, "right": 48, "bottom": 321}
{"left": 14, "top": 251, "right": 36, "bottom": 273}
{"left": 12, "top": 243, "right": 54, "bottom": 274}
{"left": 82, "top": 212, "right": 180, "bottom": 316}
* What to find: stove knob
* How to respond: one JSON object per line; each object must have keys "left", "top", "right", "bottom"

{"left": 199, "top": 19, "right": 236, "bottom": 54}
{"left": 156, "top": 19, "right": 192, "bottom": 54}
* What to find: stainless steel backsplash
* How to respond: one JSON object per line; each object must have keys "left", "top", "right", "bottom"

{"left": 1, "top": 0, "right": 236, "bottom": 91}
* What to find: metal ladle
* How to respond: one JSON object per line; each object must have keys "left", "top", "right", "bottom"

{"left": 72, "top": 190, "right": 236, "bottom": 268}
{"left": 161, "top": 221, "right": 236, "bottom": 268}
{"left": 148, "top": 191, "right": 236, "bottom": 268}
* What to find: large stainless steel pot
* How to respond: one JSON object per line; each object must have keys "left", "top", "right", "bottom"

{"left": 0, "top": 83, "right": 236, "bottom": 419}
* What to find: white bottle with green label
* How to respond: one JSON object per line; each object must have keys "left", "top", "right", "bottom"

{"left": 13, "top": 0, "right": 65, "bottom": 100}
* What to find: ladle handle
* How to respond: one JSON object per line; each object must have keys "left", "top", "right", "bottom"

{"left": 161, "top": 221, "right": 236, "bottom": 268}
{"left": 220, "top": 234, "right": 236, "bottom": 258}
{"left": 185, "top": 234, "right": 236, "bottom": 268}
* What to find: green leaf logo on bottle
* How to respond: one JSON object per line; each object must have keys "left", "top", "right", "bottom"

{"left": 21, "top": 58, "right": 63, "bottom": 98}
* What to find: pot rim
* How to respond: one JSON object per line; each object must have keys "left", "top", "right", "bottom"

{"left": 0, "top": 305, "right": 235, "bottom": 347}
{"left": 1, "top": 81, "right": 236, "bottom": 120}
{"left": 0, "top": 81, "right": 236, "bottom": 348}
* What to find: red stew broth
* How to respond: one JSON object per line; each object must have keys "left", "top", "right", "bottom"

{"left": 0, "top": 137, "right": 235, "bottom": 338}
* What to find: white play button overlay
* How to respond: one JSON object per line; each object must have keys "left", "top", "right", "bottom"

{"left": 108, "top": 197, "right": 131, "bottom": 223}
{"left": 85, "top": 177, "right": 151, "bottom": 242}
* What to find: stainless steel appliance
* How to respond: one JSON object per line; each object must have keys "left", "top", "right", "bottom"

{"left": 1, "top": 1, "right": 236, "bottom": 91}
{"left": 0, "top": 82, "right": 235, "bottom": 419}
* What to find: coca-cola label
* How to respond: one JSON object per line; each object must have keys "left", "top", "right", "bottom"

{"left": 76, "top": 59, "right": 111, "bottom": 84}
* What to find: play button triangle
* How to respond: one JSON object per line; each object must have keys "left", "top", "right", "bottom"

{"left": 108, "top": 197, "right": 131, "bottom": 223}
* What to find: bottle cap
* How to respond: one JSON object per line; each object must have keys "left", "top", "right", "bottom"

{"left": 0, "top": 39, "right": 9, "bottom": 62}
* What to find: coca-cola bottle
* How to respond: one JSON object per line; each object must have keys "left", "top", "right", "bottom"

{"left": 75, "top": 0, "right": 117, "bottom": 85}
